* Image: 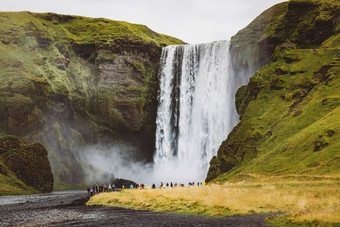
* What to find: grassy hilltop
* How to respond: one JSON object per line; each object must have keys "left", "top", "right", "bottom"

{"left": 207, "top": 0, "right": 340, "bottom": 183}
{"left": 0, "top": 11, "right": 185, "bottom": 188}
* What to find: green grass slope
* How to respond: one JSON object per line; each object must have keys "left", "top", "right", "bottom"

{"left": 0, "top": 135, "right": 53, "bottom": 195}
{"left": 207, "top": 0, "right": 340, "bottom": 182}
{"left": 0, "top": 11, "right": 183, "bottom": 48}
{"left": 0, "top": 167, "right": 37, "bottom": 196}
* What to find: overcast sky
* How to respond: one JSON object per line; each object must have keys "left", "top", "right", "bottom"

{"left": 1, "top": 0, "right": 286, "bottom": 44}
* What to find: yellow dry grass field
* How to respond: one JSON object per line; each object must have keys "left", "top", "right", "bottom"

{"left": 87, "top": 176, "right": 340, "bottom": 226}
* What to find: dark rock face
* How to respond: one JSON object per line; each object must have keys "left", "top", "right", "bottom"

{"left": 205, "top": 156, "right": 221, "bottom": 182}
{"left": 0, "top": 136, "right": 54, "bottom": 192}
{"left": 112, "top": 178, "right": 138, "bottom": 188}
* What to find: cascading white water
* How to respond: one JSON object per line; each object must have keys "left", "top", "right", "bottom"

{"left": 153, "top": 40, "right": 239, "bottom": 183}
{"left": 81, "top": 40, "right": 255, "bottom": 186}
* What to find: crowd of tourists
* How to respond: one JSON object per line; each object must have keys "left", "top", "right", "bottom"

{"left": 87, "top": 181, "right": 206, "bottom": 196}
{"left": 87, "top": 184, "right": 117, "bottom": 196}
{"left": 151, "top": 181, "right": 206, "bottom": 189}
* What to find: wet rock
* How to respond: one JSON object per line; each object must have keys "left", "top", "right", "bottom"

{"left": 112, "top": 178, "right": 138, "bottom": 188}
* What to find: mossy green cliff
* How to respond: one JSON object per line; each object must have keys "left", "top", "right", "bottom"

{"left": 0, "top": 135, "right": 53, "bottom": 195}
{"left": 0, "top": 11, "right": 185, "bottom": 188}
{"left": 207, "top": 0, "right": 340, "bottom": 182}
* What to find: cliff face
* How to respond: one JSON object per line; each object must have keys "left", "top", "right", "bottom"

{"left": 207, "top": 0, "right": 340, "bottom": 182}
{"left": 0, "top": 136, "right": 53, "bottom": 194}
{"left": 0, "top": 12, "right": 185, "bottom": 187}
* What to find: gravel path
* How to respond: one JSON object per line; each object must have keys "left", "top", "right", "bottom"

{"left": 0, "top": 190, "right": 275, "bottom": 226}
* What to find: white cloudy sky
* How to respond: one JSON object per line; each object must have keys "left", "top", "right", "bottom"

{"left": 1, "top": 0, "right": 286, "bottom": 44}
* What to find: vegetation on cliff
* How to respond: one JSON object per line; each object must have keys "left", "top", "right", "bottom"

{"left": 207, "top": 0, "right": 340, "bottom": 182}
{"left": 0, "top": 135, "right": 53, "bottom": 195}
{"left": 0, "top": 12, "right": 185, "bottom": 187}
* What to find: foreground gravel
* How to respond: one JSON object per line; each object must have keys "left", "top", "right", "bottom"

{"left": 0, "top": 190, "right": 275, "bottom": 226}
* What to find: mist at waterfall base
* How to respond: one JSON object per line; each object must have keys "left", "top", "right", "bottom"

{"left": 81, "top": 40, "right": 253, "bottom": 186}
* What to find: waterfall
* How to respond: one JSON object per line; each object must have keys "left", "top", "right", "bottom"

{"left": 80, "top": 40, "right": 254, "bottom": 186}
{"left": 153, "top": 40, "right": 240, "bottom": 183}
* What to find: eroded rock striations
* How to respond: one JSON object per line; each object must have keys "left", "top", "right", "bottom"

{"left": 0, "top": 12, "right": 185, "bottom": 187}
{"left": 207, "top": 0, "right": 340, "bottom": 182}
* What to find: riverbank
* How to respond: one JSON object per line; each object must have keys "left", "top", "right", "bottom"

{"left": 87, "top": 176, "right": 340, "bottom": 226}
{"left": 0, "top": 190, "right": 275, "bottom": 226}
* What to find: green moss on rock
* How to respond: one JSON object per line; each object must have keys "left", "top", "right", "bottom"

{"left": 0, "top": 135, "right": 53, "bottom": 193}
{"left": 206, "top": 156, "right": 221, "bottom": 182}
{"left": 230, "top": 0, "right": 340, "bottom": 72}
{"left": 0, "top": 135, "right": 22, "bottom": 153}
{"left": 0, "top": 11, "right": 185, "bottom": 187}
{"left": 207, "top": 0, "right": 340, "bottom": 183}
